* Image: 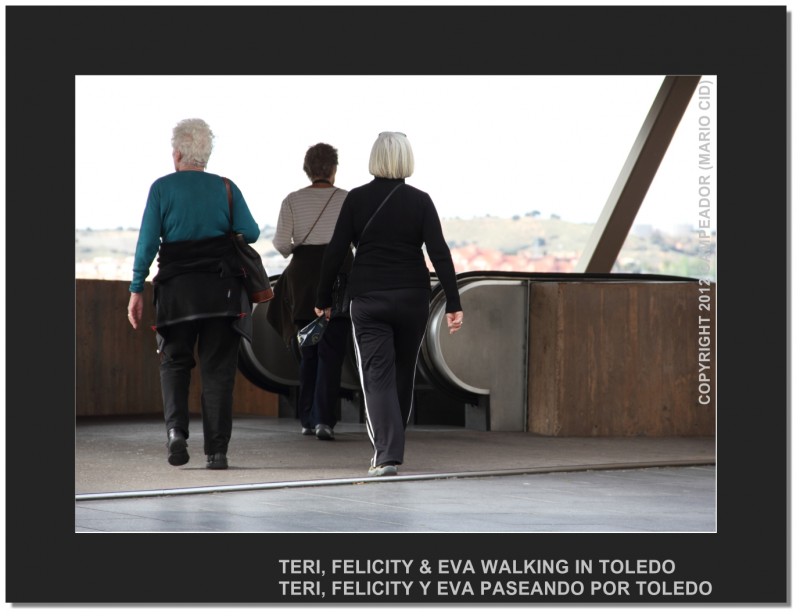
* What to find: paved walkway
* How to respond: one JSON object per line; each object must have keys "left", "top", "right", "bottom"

{"left": 75, "top": 416, "right": 716, "bottom": 532}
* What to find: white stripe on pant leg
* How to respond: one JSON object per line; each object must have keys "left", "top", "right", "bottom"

{"left": 350, "top": 314, "right": 378, "bottom": 467}
{"left": 404, "top": 333, "right": 426, "bottom": 426}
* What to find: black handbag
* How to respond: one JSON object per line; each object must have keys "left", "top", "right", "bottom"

{"left": 224, "top": 177, "right": 274, "bottom": 303}
{"left": 297, "top": 315, "right": 328, "bottom": 347}
{"left": 330, "top": 272, "right": 350, "bottom": 317}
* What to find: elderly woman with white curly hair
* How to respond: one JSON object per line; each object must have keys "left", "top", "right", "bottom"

{"left": 127, "top": 118, "right": 260, "bottom": 470}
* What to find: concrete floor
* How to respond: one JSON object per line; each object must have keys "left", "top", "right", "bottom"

{"left": 75, "top": 416, "right": 716, "bottom": 532}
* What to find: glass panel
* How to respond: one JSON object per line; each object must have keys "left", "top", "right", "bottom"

{"left": 77, "top": 75, "right": 696, "bottom": 279}
{"left": 619, "top": 76, "right": 717, "bottom": 281}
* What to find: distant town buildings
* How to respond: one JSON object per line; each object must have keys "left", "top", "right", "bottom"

{"left": 75, "top": 244, "right": 582, "bottom": 282}
{"left": 441, "top": 244, "right": 577, "bottom": 274}
{"left": 75, "top": 219, "right": 716, "bottom": 282}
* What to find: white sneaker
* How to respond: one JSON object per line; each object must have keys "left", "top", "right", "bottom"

{"left": 368, "top": 464, "right": 398, "bottom": 477}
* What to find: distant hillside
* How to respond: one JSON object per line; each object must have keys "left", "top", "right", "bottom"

{"left": 75, "top": 217, "right": 716, "bottom": 281}
{"left": 443, "top": 215, "right": 715, "bottom": 278}
{"left": 442, "top": 216, "right": 593, "bottom": 254}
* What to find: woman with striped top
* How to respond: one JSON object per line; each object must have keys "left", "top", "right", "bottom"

{"left": 267, "top": 143, "right": 353, "bottom": 441}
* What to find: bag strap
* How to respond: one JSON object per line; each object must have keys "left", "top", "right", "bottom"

{"left": 357, "top": 183, "right": 403, "bottom": 249}
{"left": 223, "top": 177, "right": 234, "bottom": 232}
{"left": 298, "top": 188, "right": 339, "bottom": 246}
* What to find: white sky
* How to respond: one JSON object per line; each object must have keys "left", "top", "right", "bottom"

{"left": 75, "top": 74, "right": 716, "bottom": 233}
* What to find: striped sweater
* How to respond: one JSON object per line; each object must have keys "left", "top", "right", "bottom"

{"left": 272, "top": 185, "right": 348, "bottom": 257}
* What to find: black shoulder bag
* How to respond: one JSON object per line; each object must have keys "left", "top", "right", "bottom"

{"left": 223, "top": 177, "right": 274, "bottom": 303}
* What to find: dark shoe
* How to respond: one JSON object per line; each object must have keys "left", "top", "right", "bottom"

{"left": 315, "top": 424, "right": 334, "bottom": 440}
{"left": 301, "top": 427, "right": 315, "bottom": 436}
{"left": 167, "top": 428, "right": 189, "bottom": 466}
{"left": 368, "top": 464, "right": 398, "bottom": 477}
{"left": 206, "top": 452, "right": 228, "bottom": 470}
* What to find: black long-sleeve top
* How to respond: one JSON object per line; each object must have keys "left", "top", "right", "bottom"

{"left": 316, "top": 177, "right": 462, "bottom": 313}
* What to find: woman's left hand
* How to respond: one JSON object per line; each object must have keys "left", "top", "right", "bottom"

{"left": 314, "top": 307, "right": 332, "bottom": 320}
{"left": 446, "top": 311, "right": 464, "bottom": 334}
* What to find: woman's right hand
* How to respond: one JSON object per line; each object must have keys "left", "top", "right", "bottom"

{"left": 446, "top": 311, "right": 464, "bottom": 335}
{"left": 314, "top": 307, "right": 332, "bottom": 321}
{"left": 127, "top": 292, "right": 143, "bottom": 329}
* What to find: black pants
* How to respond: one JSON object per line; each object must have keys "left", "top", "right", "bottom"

{"left": 296, "top": 316, "right": 350, "bottom": 430}
{"left": 350, "top": 288, "right": 430, "bottom": 467}
{"left": 158, "top": 317, "right": 241, "bottom": 455}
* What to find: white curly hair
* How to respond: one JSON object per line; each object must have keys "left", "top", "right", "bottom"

{"left": 171, "top": 118, "right": 214, "bottom": 168}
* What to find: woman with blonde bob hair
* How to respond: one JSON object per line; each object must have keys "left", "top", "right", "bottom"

{"left": 315, "top": 131, "right": 463, "bottom": 477}
{"left": 368, "top": 131, "right": 415, "bottom": 179}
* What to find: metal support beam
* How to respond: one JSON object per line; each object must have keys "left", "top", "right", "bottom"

{"left": 576, "top": 75, "right": 701, "bottom": 273}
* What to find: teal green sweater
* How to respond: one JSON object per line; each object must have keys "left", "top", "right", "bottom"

{"left": 130, "top": 171, "right": 260, "bottom": 292}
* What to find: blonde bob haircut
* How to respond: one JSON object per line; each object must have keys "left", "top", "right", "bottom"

{"left": 368, "top": 131, "right": 414, "bottom": 179}
{"left": 171, "top": 118, "right": 215, "bottom": 168}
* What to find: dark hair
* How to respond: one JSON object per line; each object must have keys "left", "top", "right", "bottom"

{"left": 303, "top": 143, "right": 339, "bottom": 180}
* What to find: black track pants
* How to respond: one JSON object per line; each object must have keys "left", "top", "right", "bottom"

{"left": 350, "top": 288, "right": 430, "bottom": 467}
